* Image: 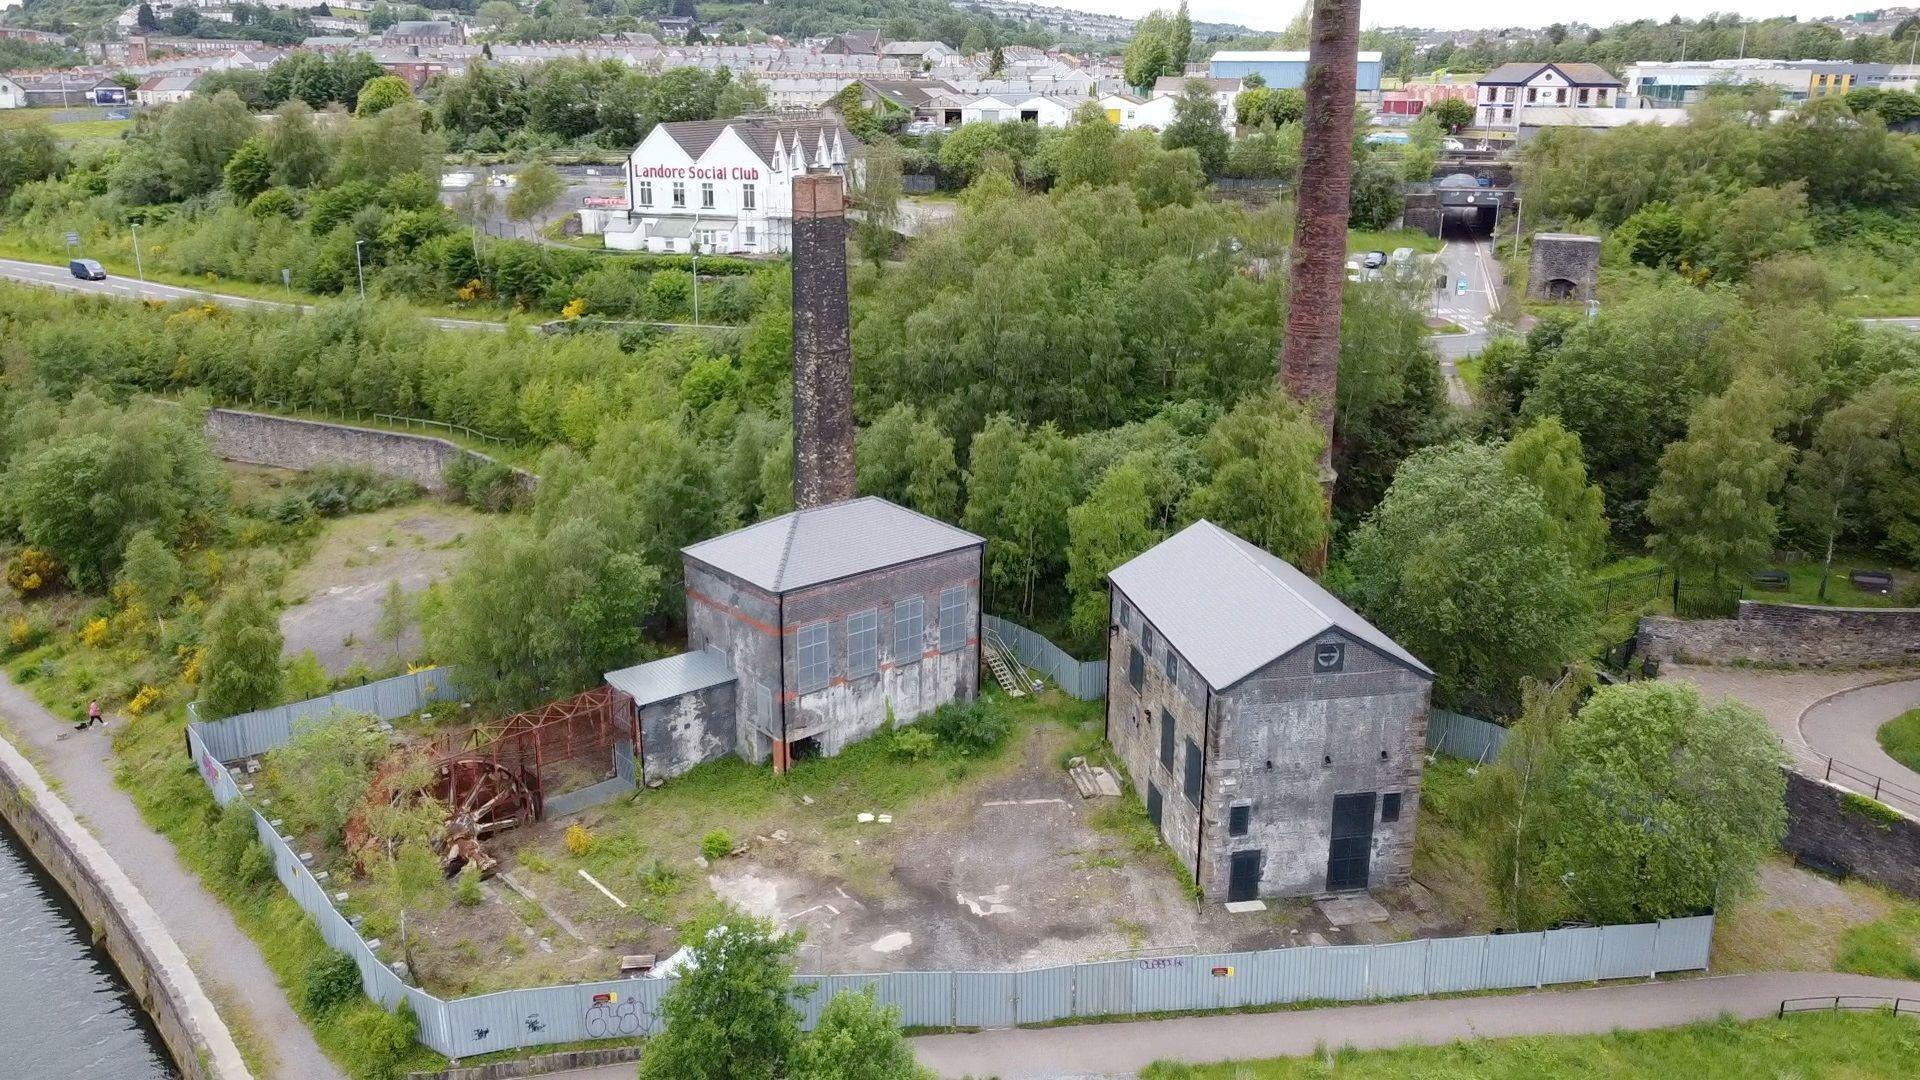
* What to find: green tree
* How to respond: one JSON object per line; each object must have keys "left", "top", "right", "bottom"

{"left": 1503, "top": 417, "right": 1608, "bottom": 570}
{"left": 1180, "top": 390, "right": 1327, "bottom": 566}
{"left": 266, "top": 709, "right": 386, "bottom": 849}
{"left": 1162, "top": 79, "right": 1228, "bottom": 176}
{"left": 999, "top": 429, "right": 1077, "bottom": 618}
{"left": 357, "top": 746, "right": 448, "bottom": 976}
{"left": 852, "top": 137, "right": 903, "bottom": 268}
{"left": 201, "top": 582, "right": 286, "bottom": 719}
{"left": 334, "top": 100, "right": 445, "bottom": 187}
{"left": 506, "top": 161, "right": 564, "bottom": 238}
{"left": 789, "top": 986, "right": 930, "bottom": 1080}
{"left": 375, "top": 578, "right": 415, "bottom": 659}
{"left": 117, "top": 528, "right": 182, "bottom": 631}
{"left": 1786, "top": 382, "right": 1897, "bottom": 601}
{"left": 1049, "top": 102, "right": 1120, "bottom": 189}
{"left": 1344, "top": 443, "right": 1593, "bottom": 715}
{"left": 639, "top": 911, "right": 803, "bottom": 1080}
{"left": 1169, "top": 0, "right": 1193, "bottom": 64}
{"left": 1647, "top": 375, "right": 1792, "bottom": 585}
{"left": 116, "top": 90, "right": 257, "bottom": 203}
{"left": 1066, "top": 458, "right": 1161, "bottom": 646}
{"left": 223, "top": 136, "right": 273, "bottom": 203}
{"left": 354, "top": 74, "right": 413, "bottom": 117}
{"left": 855, "top": 404, "right": 959, "bottom": 520}
{"left": 1540, "top": 681, "right": 1785, "bottom": 925}
{"left": 1122, "top": 10, "right": 1177, "bottom": 91}
{"left": 266, "top": 99, "right": 330, "bottom": 189}
{"left": 1428, "top": 96, "right": 1474, "bottom": 132}
{"left": 1472, "top": 667, "right": 1590, "bottom": 930}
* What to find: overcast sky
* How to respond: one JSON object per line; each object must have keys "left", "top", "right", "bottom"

{"left": 1078, "top": 2, "right": 1865, "bottom": 35}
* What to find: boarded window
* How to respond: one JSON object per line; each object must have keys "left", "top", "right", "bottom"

{"left": 847, "top": 609, "right": 879, "bottom": 678}
{"left": 1165, "top": 649, "right": 1179, "bottom": 687}
{"left": 1228, "top": 803, "right": 1251, "bottom": 837}
{"left": 796, "top": 621, "right": 830, "bottom": 693}
{"left": 1381, "top": 792, "right": 1402, "bottom": 823}
{"left": 1142, "top": 624, "right": 1156, "bottom": 656}
{"left": 893, "top": 597, "right": 924, "bottom": 663}
{"left": 938, "top": 586, "right": 967, "bottom": 652}
{"left": 1128, "top": 646, "right": 1144, "bottom": 692}
{"left": 1118, "top": 598, "right": 1131, "bottom": 630}
{"left": 1159, "top": 709, "right": 1175, "bottom": 768}
{"left": 1183, "top": 737, "right": 1202, "bottom": 804}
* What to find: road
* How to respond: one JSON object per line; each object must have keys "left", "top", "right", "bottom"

{"left": 0, "top": 256, "right": 505, "bottom": 333}
{"left": 1427, "top": 233, "right": 1500, "bottom": 406}
{"left": 1861, "top": 317, "right": 1920, "bottom": 333}
{"left": 0, "top": 674, "right": 342, "bottom": 1080}
{"left": 1799, "top": 678, "right": 1920, "bottom": 811}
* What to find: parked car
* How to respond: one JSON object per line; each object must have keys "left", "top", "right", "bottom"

{"left": 904, "top": 120, "right": 942, "bottom": 136}
{"left": 1442, "top": 137, "right": 1465, "bottom": 151}
{"left": 1362, "top": 250, "right": 1388, "bottom": 269}
{"left": 69, "top": 258, "right": 106, "bottom": 281}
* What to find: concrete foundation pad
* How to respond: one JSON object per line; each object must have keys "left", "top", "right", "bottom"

{"left": 1223, "top": 900, "right": 1268, "bottom": 914}
{"left": 1317, "top": 895, "right": 1390, "bottom": 926}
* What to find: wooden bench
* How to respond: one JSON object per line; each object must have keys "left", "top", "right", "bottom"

{"left": 1749, "top": 569, "right": 1789, "bottom": 592}
{"left": 1850, "top": 569, "right": 1895, "bottom": 595}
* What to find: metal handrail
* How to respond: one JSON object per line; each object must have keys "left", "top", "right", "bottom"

{"left": 1778, "top": 995, "right": 1919, "bottom": 1018}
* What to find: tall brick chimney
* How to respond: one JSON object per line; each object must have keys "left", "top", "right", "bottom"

{"left": 790, "top": 171, "right": 857, "bottom": 510}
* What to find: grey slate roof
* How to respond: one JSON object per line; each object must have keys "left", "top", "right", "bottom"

{"left": 1479, "top": 62, "right": 1621, "bottom": 87}
{"left": 683, "top": 496, "right": 983, "bottom": 594}
{"left": 606, "top": 647, "right": 735, "bottom": 706}
{"left": 1108, "top": 521, "right": 1432, "bottom": 690}
{"left": 655, "top": 115, "right": 860, "bottom": 161}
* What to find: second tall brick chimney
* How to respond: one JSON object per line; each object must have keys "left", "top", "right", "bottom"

{"left": 789, "top": 171, "right": 858, "bottom": 510}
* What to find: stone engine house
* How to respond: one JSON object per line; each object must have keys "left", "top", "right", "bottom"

{"left": 1106, "top": 522, "right": 1434, "bottom": 902}
{"left": 681, "top": 496, "right": 984, "bottom": 771}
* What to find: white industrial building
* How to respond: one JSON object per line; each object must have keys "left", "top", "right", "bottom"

{"left": 586, "top": 114, "right": 860, "bottom": 255}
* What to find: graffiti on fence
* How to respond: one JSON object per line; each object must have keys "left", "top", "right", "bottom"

{"left": 583, "top": 994, "right": 659, "bottom": 1039}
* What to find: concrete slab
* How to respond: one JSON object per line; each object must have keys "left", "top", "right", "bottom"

{"left": 1223, "top": 900, "right": 1268, "bottom": 914}
{"left": 1317, "top": 895, "right": 1390, "bottom": 926}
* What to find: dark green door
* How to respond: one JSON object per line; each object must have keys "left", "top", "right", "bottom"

{"left": 1326, "top": 792, "right": 1377, "bottom": 892}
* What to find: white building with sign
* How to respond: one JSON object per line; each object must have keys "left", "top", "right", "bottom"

{"left": 592, "top": 115, "right": 860, "bottom": 255}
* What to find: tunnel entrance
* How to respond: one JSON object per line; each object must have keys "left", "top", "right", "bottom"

{"left": 1439, "top": 204, "right": 1497, "bottom": 239}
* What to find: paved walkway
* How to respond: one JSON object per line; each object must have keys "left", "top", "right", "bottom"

{"left": 1665, "top": 665, "right": 1920, "bottom": 815}
{"left": 908, "top": 972, "right": 1920, "bottom": 1079}
{"left": 0, "top": 675, "right": 342, "bottom": 1080}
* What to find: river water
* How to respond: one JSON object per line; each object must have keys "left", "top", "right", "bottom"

{"left": 0, "top": 817, "right": 177, "bottom": 1080}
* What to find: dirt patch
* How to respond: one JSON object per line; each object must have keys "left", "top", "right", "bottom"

{"left": 1713, "top": 857, "right": 1896, "bottom": 973}
{"left": 278, "top": 504, "right": 484, "bottom": 675}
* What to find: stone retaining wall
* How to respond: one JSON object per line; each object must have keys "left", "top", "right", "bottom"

{"left": 0, "top": 736, "right": 250, "bottom": 1080}
{"left": 1637, "top": 601, "right": 1920, "bottom": 667}
{"left": 203, "top": 408, "right": 534, "bottom": 495}
{"left": 406, "top": 1045, "right": 642, "bottom": 1080}
{"left": 1782, "top": 769, "right": 1920, "bottom": 899}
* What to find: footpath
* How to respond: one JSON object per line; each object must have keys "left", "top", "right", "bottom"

{"left": 907, "top": 971, "right": 1920, "bottom": 1079}
{"left": 0, "top": 674, "right": 343, "bottom": 1080}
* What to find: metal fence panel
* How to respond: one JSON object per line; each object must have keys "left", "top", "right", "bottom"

{"left": 952, "top": 971, "right": 1017, "bottom": 1029}
{"left": 1015, "top": 965, "right": 1074, "bottom": 1024}
{"left": 984, "top": 615, "right": 1106, "bottom": 701}
{"left": 1366, "top": 940, "right": 1429, "bottom": 999}
{"left": 1597, "top": 922, "right": 1658, "bottom": 981}
{"left": 1482, "top": 933, "right": 1545, "bottom": 989}
{"left": 1071, "top": 960, "right": 1132, "bottom": 1018}
{"left": 1242, "top": 942, "right": 1315, "bottom": 1007}
{"left": 1653, "top": 916, "right": 1715, "bottom": 973}
{"left": 878, "top": 971, "right": 952, "bottom": 1029}
{"left": 1539, "top": 927, "right": 1601, "bottom": 985}
{"left": 1426, "top": 709, "right": 1508, "bottom": 763}
{"left": 194, "top": 669, "right": 461, "bottom": 762}
{"left": 1423, "top": 933, "right": 1488, "bottom": 993}
{"left": 1308, "top": 945, "right": 1370, "bottom": 1001}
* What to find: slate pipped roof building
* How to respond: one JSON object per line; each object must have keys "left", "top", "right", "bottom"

{"left": 1106, "top": 521, "right": 1434, "bottom": 902}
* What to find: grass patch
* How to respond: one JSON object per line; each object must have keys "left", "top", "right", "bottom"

{"left": 1454, "top": 353, "right": 1483, "bottom": 390}
{"left": 1837, "top": 902, "right": 1920, "bottom": 980}
{"left": 1137, "top": 1010, "right": 1920, "bottom": 1078}
{"left": 1410, "top": 756, "right": 1501, "bottom": 930}
{"left": 1347, "top": 228, "right": 1444, "bottom": 255}
{"left": 1877, "top": 708, "right": 1920, "bottom": 775}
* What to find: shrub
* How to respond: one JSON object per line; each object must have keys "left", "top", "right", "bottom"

{"left": 336, "top": 1000, "right": 421, "bottom": 1080}
{"left": 639, "top": 857, "right": 680, "bottom": 895}
{"left": 1840, "top": 792, "right": 1905, "bottom": 829}
{"left": 455, "top": 865, "right": 483, "bottom": 906}
{"left": 927, "top": 698, "right": 1012, "bottom": 756}
{"left": 564, "top": 822, "right": 594, "bottom": 856}
{"left": 6, "top": 547, "right": 64, "bottom": 596}
{"left": 126, "top": 685, "right": 162, "bottom": 716}
{"left": 79, "top": 616, "right": 110, "bottom": 648}
{"left": 701, "top": 829, "right": 734, "bottom": 861}
{"left": 6, "top": 613, "right": 50, "bottom": 653}
{"left": 443, "top": 455, "right": 523, "bottom": 512}
{"left": 236, "top": 842, "right": 275, "bottom": 889}
{"left": 889, "top": 726, "right": 938, "bottom": 761}
{"left": 302, "top": 948, "right": 365, "bottom": 1015}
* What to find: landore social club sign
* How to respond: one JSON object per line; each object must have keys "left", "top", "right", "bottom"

{"left": 636, "top": 164, "right": 763, "bottom": 180}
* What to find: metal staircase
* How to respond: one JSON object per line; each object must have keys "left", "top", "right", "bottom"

{"left": 982, "top": 627, "right": 1027, "bottom": 697}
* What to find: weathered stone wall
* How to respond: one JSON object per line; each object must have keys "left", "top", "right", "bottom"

{"left": 1401, "top": 191, "right": 1443, "bottom": 238}
{"left": 781, "top": 546, "right": 983, "bottom": 756}
{"left": 684, "top": 559, "right": 783, "bottom": 763}
{"left": 203, "top": 408, "right": 533, "bottom": 495}
{"left": 0, "top": 736, "right": 249, "bottom": 1080}
{"left": 639, "top": 681, "right": 738, "bottom": 785}
{"left": 1637, "top": 601, "right": 1920, "bottom": 667}
{"left": 1526, "top": 233, "right": 1601, "bottom": 301}
{"left": 1207, "top": 637, "right": 1429, "bottom": 900}
{"left": 1782, "top": 769, "right": 1920, "bottom": 898}
{"left": 790, "top": 173, "right": 856, "bottom": 510}
{"left": 1106, "top": 589, "right": 1430, "bottom": 901}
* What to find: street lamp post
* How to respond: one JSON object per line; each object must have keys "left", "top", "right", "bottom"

{"left": 130, "top": 222, "right": 144, "bottom": 284}
{"left": 690, "top": 212, "right": 701, "bottom": 326}
{"left": 354, "top": 239, "right": 366, "bottom": 301}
